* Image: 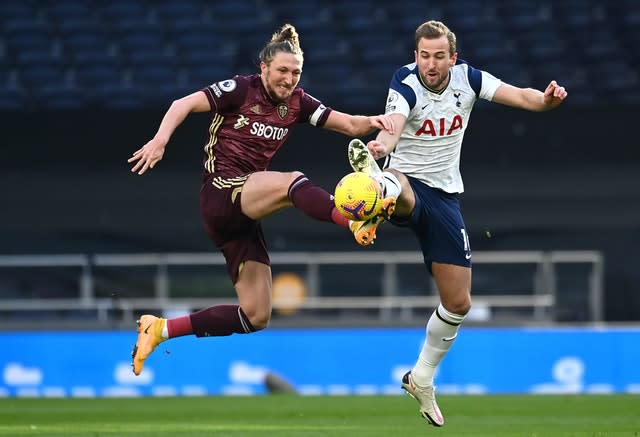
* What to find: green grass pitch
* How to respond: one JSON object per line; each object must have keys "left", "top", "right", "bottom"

{"left": 1, "top": 394, "right": 639, "bottom": 436}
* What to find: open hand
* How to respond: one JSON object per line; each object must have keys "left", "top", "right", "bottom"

{"left": 370, "top": 114, "right": 395, "bottom": 135}
{"left": 128, "top": 137, "right": 166, "bottom": 175}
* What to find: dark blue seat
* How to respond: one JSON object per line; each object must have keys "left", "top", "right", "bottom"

{"left": 38, "top": 84, "right": 86, "bottom": 110}
{"left": 5, "top": 20, "right": 53, "bottom": 53}
{"left": 14, "top": 48, "right": 67, "bottom": 87}
{"left": 94, "top": 84, "right": 145, "bottom": 109}
{"left": 208, "top": 3, "right": 266, "bottom": 34}
{"left": 75, "top": 63, "right": 123, "bottom": 91}
{"left": 498, "top": 0, "right": 552, "bottom": 32}
{"left": 46, "top": 0, "right": 93, "bottom": 22}
{"left": 155, "top": 1, "right": 204, "bottom": 27}
{"left": 187, "top": 65, "right": 235, "bottom": 89}
{"left": 98, "top": 1, "right": 149, "bottom": 22}
{"left": 133, "top": 64, "right": 178, "bottom": 91}
{"left": 0, "top": 2, "right": 37, "bottom": 23}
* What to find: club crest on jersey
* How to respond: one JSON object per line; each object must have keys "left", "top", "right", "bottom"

{"left": 453, "top": 92, "right": 462, "bottom": 107}
{"left": 234, "top": 114, "right": 250, "bottom": 129}
{"left": 277, "top": 103, "right": 288, "bottom": 119}
{"left": 218, "top": 79, "right": 237, "bottom": 92}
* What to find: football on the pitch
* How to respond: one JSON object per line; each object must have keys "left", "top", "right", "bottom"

{"left": 334, "top": 172, "right": 383, "bottom": 221}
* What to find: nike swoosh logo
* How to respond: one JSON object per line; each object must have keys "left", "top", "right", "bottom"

{"left": 442, "top": 335, "right": 457, "bottom": 342}
{"left": 465, "top": 253, "right": 472, "bottom": 259}
{"left": 143, "top": 324, "right": 152, "bottom": 334}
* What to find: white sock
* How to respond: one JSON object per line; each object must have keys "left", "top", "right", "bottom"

{"left": 412, "top": 303, "right": 466, "bottom": 387}
{"left": 381, "top": 171, "right": 401, "bottom": 198}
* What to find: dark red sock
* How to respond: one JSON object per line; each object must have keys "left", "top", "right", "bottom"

{"left": 166, "top": 315, "right": 193, "bottom": 339}
{"left": 331, "top": 207, "right": 350, "bottom": 229}
{"left": 288, "top": 174, "right": 336, "bottom": 223}
{"left": 189, "top": 305, "right": 256, "bottom": 337}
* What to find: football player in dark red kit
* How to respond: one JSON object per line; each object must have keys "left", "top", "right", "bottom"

{"left": 128, "top": 23, "right": 394, "bottom": 375}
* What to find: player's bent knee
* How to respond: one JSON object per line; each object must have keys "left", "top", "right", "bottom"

{"left": 249, "top": 313, "right": 270, "bottom": 330}
{"left": 241, "top": 304, "right": 272, "bottom": 330}
{"left": 442, "top": 296, "right": 472, "bottom": 316}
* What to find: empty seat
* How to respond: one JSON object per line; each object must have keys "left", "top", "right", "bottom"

{"left": 554, "top": 0, "right": 602, "bottom": 31}
{"left": 187, "top": 65, "right": 235, "bottom": 89}
{"left": 132, "top": 64, "right": 178, "bottom": 89}
{"left": 155, "top": 1, "right": 204, "bottom": 26}
{"left": 14, "top": 49, "right": 68, "bottom": 89}
{"left": 0, "top": 0, "right": 636, "bottom": 110}
{"left": 0, "top": 2, "right": 37, "bottom": 23}
{"left": 46, "top": 0, "right": 94, "bottom": 22}
{"left": 498, "top": 0, "right": 552, "bottom": 32}
{"left": 209, "top": 2, "right": 265, "bottom": 33}
{"left": 462, "top": 25, "right": 513, "bottom": 56}
{"left": 93, "top": 83, "right": 144, "bottom": 109}
{"left": 75, "top": 63, "right": 123, "bottom": 90}
{"left": 97, "top": 1, "right": 149, "bottom": 22}
{"left": 5, "top": 19, "right": 54, "bottom": 53}
{"left": 38, "top": 83, "right": 86, "bottom": 110}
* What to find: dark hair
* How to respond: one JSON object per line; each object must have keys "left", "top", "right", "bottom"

{"left": 259, "top": 23, "right": 304, "bottom": 65}
{"left": 415, "top": 20, "right": 457, "bottom": 55}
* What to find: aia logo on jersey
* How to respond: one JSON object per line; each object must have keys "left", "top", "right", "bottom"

{"left": 415, "top": 115, "right": 463, "bottom": 136}
{"left": 277, "top": 104, "right": 288, "bottom": 119}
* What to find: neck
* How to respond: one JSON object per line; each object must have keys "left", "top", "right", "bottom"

{"left": 420, "top": 70, "right": 450, "bottom": 94}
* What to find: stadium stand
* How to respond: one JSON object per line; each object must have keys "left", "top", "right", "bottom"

{"left": 0, "top": 0, "right": 638, "bottom": 110}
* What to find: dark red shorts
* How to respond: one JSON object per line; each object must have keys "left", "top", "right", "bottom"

{"left": 200, "top": 172, "right": 270, "bottom": 284}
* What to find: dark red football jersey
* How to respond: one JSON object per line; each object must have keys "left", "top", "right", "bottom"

{"left": 200, "top": 74, "right": 333, "bottom": 176}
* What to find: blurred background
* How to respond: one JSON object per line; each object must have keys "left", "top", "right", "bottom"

{"left": 1, "top": 0, "right": 639, "bottom": 397}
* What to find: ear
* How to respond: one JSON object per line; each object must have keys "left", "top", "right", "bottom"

{"left": 450, "top": 52, "right": 458, "bottom": 66}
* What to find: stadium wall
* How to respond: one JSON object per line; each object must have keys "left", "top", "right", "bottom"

{"left": 1, "top": 327, "right": 639, "bottom": 397}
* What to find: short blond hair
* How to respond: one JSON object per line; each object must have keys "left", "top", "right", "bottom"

{"left": 415, "top": 20, "right": 457, "bottom": 56}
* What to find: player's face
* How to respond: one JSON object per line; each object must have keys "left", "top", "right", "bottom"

{"left": 260, "top": 52, "right": 303, "bottom": 102}
{"left": 414, "top": 36, "right": 457, "bottom": 91}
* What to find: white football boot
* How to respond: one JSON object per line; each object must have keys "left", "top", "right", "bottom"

{"left": 348, "top": 138, "right": 384, "bottom": 178}
{"left": 401, "top": 371, "right": 445, "bottom": 427}
{"left": 347, "top": 138, "right": 396, "bottom": 218}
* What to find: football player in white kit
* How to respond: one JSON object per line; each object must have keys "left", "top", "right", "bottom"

{"left": 348, "top": 20, "right": 567, "bottom": 426}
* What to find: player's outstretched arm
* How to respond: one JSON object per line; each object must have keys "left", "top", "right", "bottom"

{"left": 367, "top": 113, "right": 407, "bottom": 160}
{"left": 492, "top": 80, "right": 568, "bottom": 112}
{"left": 128, "top": 91, "right": 211, "bottom": 175}
{"left": 323, "top": 111, "right": 395, "bottom": 137}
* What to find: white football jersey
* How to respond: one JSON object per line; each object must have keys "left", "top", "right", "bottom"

{"left": 383, "top": 61, "right": 502, "bottom": 193}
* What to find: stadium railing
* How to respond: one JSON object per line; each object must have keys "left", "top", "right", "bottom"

{"left": 0, "top": 250, "right": 604, "bottom": 329}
